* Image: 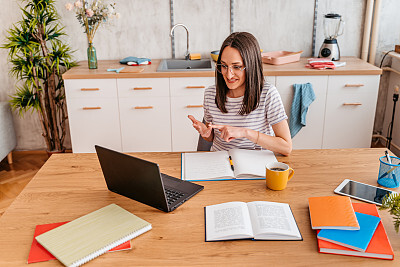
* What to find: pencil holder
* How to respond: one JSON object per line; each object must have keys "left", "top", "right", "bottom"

{"left": 377, "top": 156, "right": 400, "bottom": 188}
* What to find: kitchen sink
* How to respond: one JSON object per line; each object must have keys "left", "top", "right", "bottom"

{"left": 157, "top": 59, "right": 215, "bottom": 72}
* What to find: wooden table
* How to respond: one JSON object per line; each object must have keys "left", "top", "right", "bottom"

{"left": 0, "top": 148, "right": 399, "bottom": 266}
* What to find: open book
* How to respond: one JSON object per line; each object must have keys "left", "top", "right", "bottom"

{"left": 181, "top": 149, "right": 277, "bottom": 181}
{"left": 205, "top": 201, "right": 302, "bottom": 241}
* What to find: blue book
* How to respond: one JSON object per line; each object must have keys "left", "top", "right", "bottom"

{"left": 317, "top": 212, "right": 381, "bottom": 252}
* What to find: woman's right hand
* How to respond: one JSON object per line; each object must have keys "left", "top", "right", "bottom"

{"left": 188, "top": 115, "right": 213, "bottom": 139}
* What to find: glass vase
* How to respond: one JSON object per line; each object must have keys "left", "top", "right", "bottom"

{"left": 87, "top": 42, "right": 98, "bottom": 69}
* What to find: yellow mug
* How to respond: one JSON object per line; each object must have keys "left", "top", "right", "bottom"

{"left": 265, "top": 162, "right": 294, "bottom": 190}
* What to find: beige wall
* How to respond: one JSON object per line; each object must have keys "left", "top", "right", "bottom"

{"left": 0, "top": 0, "right": 399, "bottom": 150}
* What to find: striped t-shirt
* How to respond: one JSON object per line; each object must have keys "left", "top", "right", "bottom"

{"left": 203, "top": 82, "right": 287, "bottom": 151}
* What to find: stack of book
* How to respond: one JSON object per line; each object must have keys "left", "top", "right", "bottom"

{"left": 308, "top": 196, "right": 394, "bottom": 260}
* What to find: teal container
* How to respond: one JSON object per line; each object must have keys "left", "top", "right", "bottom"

{"left": 377, "top": 156, "right": 400, "bottom": 188}
{"left": 87, "top": 43, "right": 98, "bottom": 69}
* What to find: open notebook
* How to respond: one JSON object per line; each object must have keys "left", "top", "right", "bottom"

{"left": 182, "top": 149, "right": 277, "bottom": 181}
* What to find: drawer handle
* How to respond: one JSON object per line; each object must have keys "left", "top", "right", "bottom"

{"left": 343, "top": 103, "right": 362, "bottom": 106}
{"left": 82, "top": 107, "right": 101, "bottom": 110}
{"left": 81, "top": 88, "right": 100, "bottom": 91}
{"left": 133, "top": 87, "right": 153, "bottom": 90}
{"left": 134, "top": 106, "right": 154, "bottom": 109}
{"left": 186, "top": 105, "right": 204, "bottom": 108}
{"left": 186, "top": 86, "right": 205, "bottom": 89}
{"left": 345, "top": 84, "right": 364, "bottom": 87}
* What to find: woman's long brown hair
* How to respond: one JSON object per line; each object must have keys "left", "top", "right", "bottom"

{"left": 215, "top": 32, "right": 264, "bottom": 115}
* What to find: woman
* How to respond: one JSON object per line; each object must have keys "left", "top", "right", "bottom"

{"left": 188, "top": 32, "right": 292, "bottom": 156}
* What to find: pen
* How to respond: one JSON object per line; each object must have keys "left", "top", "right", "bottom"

{"left": 229, "top": 156, "right": 234, "bottom": 171}
{"left": 385, "top": 150, "right": 392, "bottom": 164}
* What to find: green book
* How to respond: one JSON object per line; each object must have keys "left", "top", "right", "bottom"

{"left": 35, "top": 204, "right": 152, "bottom": 267}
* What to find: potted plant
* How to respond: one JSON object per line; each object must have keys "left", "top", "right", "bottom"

{"left": 380, "top": 193, "right": 400, "bottom": 233}
{"left": 2, "top": 0, "right": 77, "bottom": 154}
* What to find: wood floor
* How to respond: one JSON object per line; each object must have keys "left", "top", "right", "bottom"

{"left": 0, "top": 151, "right": 48, "bottom": 217}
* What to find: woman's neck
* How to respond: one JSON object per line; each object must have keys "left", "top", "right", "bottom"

{"left": 227, "top": 88, "right": 245, "bottom": 98}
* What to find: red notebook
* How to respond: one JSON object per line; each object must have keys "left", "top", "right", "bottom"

{"left": 317, "top": 203, "right": 394, "bottom": 260}
{"left": 28, "top": 221, "right": 132, "bottom": 264}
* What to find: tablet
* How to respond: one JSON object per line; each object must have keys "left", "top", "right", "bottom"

{"left": 334, "top": 179, "right": 398, "bottom": 206}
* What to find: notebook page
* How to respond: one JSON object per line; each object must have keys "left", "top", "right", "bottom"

{"left": 183, "top": 151, "right": 234, "bottom": 180}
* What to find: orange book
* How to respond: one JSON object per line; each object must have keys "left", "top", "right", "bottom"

{"left": 318, "top": 203, "right": 394, "bottom": 260}
{"left": 28, "top": 221, "right": 132, "bottom": 264}
{"left": 308, "top": 196, "right": 359, "bottom": 230}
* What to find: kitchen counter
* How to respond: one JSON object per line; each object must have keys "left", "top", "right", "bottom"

{"left": 62, "top": 57, "right": 382, "bottom": 79}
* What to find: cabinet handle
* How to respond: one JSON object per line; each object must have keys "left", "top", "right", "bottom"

{"left": 134, "top": 106, "right": 154, "bottom": 109}
{"left": 133, "top": 87, "right": 152, "bottom": 90}
{"left": 344, "top": 84, "right": 364, "bottom": 87}
{"left": 81, "top": 88, "right": 100, "bottom": 91}
{"left": 82, "top": 107, "right": 101, "bottom": 110}
{"left": 186, "top": 86, "right": 205, "bottom": 89}
{"left": 186, "top": 105, "right": 204, "bottom": 108}
{"left": 343, "top": 103, "right": 362, "bottom": 106}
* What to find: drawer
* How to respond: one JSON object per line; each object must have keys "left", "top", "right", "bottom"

{"left": 64, "top": 79, "right": 117, "bottom": 99}
{"left": 275, "top": 76, "right": 328, "bottom": 95}
{"left": 327, "top": 75, "right": 380, "bottom": 95}
{"left": 322, "top": 92, "right": 378, "bottom": 148}
{"left": 117, "top": 78, "right": 169, "bottom": 98}
{"left": 170, "top": 77, "right": 214, "bottom": 96}
{"left": 119, "top": 97, "right": 172, "bottom": 152}
{"left": 170, "top": 95, "right": 205, "bottom": 152}
{"left": 66, "top": 97, "right": 122, "bottom": 153}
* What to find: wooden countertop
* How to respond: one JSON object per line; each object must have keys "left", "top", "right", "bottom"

{"left": 62, "top": 57, "right": 382, "bottom": 79}
{"left": 0, "top": 148, "right": 398, "bottom": 266}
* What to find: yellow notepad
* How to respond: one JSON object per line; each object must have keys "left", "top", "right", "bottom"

{"left": 35, "top": 204, "right": 152, "bottom": 267}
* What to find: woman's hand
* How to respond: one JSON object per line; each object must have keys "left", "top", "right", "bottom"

{"left": 188, "top": 115, "right": 213, "bottom": 141}
{"left": 211, "top": 124, "right": 247, "bottom": 142}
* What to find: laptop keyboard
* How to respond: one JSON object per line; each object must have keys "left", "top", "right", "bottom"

{"left": 165, "top": 188, "right": 185, "bottom": 205}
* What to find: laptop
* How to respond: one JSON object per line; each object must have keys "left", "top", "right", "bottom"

{"left": 95, "top": 145, "right": 204, "bottom": 212}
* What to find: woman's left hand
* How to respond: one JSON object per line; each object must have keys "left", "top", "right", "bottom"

{"left": 211, "top": 124, "right": 247, "bottom": 142}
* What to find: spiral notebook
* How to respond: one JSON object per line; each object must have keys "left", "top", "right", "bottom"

{"left": 35, "top": 204, "right": 152, "bottom": 267}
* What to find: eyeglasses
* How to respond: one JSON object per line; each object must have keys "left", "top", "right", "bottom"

{"left": 216, "top": 63, "right": 246, "bottom": 75}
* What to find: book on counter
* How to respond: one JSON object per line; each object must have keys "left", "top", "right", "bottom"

{"left": 318, "top": 203, "right": 394, "bottom": 260}
{"left": 28, "top": 221, "right": 132, "bottom": 264}
{"left": 308, "top": 195, "right": 359, "bottom": 230}
{"left": 181, "top": 149, "right": 277, "bottom": 181}
{"left": 317, "top": 212, "right": 380, "bottom": 252}
{"left": 204, "top": 201, "right": 302, "bottom": 241}
{"left": 35, "top": 204, "right": 151, "bottom": 267}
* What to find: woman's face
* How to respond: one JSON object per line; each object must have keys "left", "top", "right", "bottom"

{"left": 219, "top": 46, "right": 246, "bottom": 97}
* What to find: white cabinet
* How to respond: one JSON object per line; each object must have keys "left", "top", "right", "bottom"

{"left": 322, "top": 75, "right": 380, "bottom": 148}
{"left": 64, "top": 72, "right": 380, "bottom": 152}
{"left": 276, "top": 76, "right": 328, "bottom": 149}
{"left": 117, "top": 78, "right": 171, "bottom": 152}
{"left": 64, "top": 79, "right": 121, "bottom": 153}
{"left": 170, "top": 77, "right": 214, "bottom": 152}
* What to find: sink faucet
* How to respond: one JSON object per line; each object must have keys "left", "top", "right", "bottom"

{"left": 170, "top": 23, "right": 190, "bottom": 60}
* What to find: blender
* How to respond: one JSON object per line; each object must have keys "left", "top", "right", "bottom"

{"left": 318, "top": 13, "right": 344, "bottom": 61}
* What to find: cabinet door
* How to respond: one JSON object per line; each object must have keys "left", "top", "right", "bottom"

{"left": 170, "top": 77, "right": 214, "bottom": 152}
{"left": 119, "top": 97, "right": 171, "bottom": 152}
{"left": 276, "top": 76, "right": 328, "bottom": 149}
{"left": 170, "top": 95, "right": 205, "bottom": 152}
{"left": 322, "top": 75, "right": 380, "bottom": 148}
{"left": 66, "top": 98, "right": 122, "bottom": 153}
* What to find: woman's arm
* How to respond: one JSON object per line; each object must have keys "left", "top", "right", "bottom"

{"left": 211, "top": 119, "right": 292, "bottom": 156}
{"left": 247, "top": 120, "right": 292, "bottom": 156}
{"left": 188, "top": 115, "right": 214, "bottom": 142}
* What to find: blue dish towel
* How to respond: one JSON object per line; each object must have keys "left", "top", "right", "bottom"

{"left": 120, "top": 56, "right": 151, "bottom": 65}
{"left": 289, "top": 83, "right": 316, "bottom": 138}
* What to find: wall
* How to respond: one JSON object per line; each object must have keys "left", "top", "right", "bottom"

{"left": 0, "top": 0, "right": 399, "bottom": 150}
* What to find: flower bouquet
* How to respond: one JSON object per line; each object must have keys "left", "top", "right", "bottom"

{"left": 66, "top": 0, "right": 119, "bottom": 69}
